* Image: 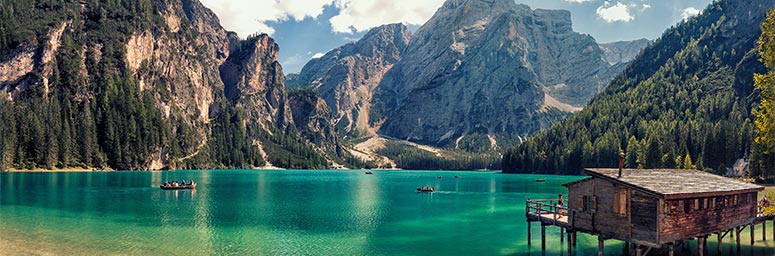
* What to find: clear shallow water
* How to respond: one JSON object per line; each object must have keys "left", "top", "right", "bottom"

{"left": 0, "top": 170, "right": 773, "bottom": 255}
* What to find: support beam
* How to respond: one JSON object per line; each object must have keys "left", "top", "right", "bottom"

{"left": 717, "top": 232, "right": 723, "bottom": 255}
{"left": 736, "top": 227, "right": 741, "bottom": 251}
{"left": 635, "top": 245, "right": 643, "bottom": 256}
{"left": 598, "top": 237, "right": 605, "bottom": 256}
{"left": 698, "top": 237, "right": 705, "bottom": 256}
{"left": 566, "top": 231, "right": 572, "bottom": 255}
{"left": 527, "top": 221, "right": 531, "bottom": 246}
{"left": 765, "top": 220, "right": 768, "bottom": 241}
{"left": 541, "top": 224, "right": 546, "bottom": 251}
{"left": 624, "top": 242, "right": 630, "bottom": 256}
{"left": 668, "top": 243, "right": 674, "bottom": 256}
{"left": 572, "top": 232, "right": 577, "bottom": 247}
{"left": 561, "top": 227, "right": 564, "bottom": 242}
{"left": 751, "top": 223, "right": 755, "bottom": 245}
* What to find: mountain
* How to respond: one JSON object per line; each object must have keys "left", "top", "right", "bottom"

{"left": 371, "top": 0, "right": 631, "bottom": 150}
{"left": 0, "top": 0, "right": 340, "bottom": 170}
{"left": 503, "top": 0, "right": 775, "bottom": 174}
{"left": 599, "top": 39, "right": 650, "bottom": 65}
{"left": 291, "top": 24, "right": 411, "bottom": 137}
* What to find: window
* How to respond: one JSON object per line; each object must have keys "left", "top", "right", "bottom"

{"left": 711, "top": 197, "right": 716, "bottom": 208}
{"left": 694, "top": 199, "right": 700, "bottom": 210}
{"left": 581, "top": 195, "right": 594, "bottom": 213}
{"left": 702, "top": 198, "right": 708, "bottom": 209}
{"left": 677, "top": 200, "right": 684, "bottom": 213}
{"left": 613, "top": 189, "right": 627, "bottom": 216}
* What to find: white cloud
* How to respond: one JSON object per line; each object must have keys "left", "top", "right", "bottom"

{"left": 596, "top": 1, "right": 634, "bottom": 23}
{"left": 330, "top": 0, "right": 445, "bottom": 33}
{"left": 563, "top": 0, "right": 596, "bottom": 3}
{"left": 312, "top": 52, "right": 326, "bottom": 59}
{"left": 681, "top": 7, "right": 701, "bottom": 21}
{"left": 200, "top": 0, "right": 332, "bottom": 36}
{"left": 641, "top": 4, "right": 651, "bottom": 11}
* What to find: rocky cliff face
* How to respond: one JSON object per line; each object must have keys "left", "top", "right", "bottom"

{"left": 220, "top": 35, "right": 293, "bottom": 129}
{"left": 599, "top": 39, "right": 650, "bottom": 65}
{"left": 293, "top": 24, "right": 411, "bottom": 137}
{"left": 0, "top": 0, "right": 333, "bottom": 170}
{"left": 373, "top": 0, "right": 628, "bottom": 147}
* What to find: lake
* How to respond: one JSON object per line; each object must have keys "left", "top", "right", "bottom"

{"left": 0, "top": 170, "right": 773, "bottom": 255}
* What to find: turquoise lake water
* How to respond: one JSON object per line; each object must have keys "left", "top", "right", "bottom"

{"left": 1, "top": 170, "right": 773, "bottom": 255}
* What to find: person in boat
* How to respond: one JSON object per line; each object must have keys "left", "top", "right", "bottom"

{"left": 189, "top": 179, "right": 194, "bottom": 186}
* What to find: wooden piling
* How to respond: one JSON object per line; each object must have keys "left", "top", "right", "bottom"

{"left": 527, "top": 221, "right": 531, "bottom": 246}
{"left": 736, "top": 227, "right": 741, "bottom": 251}
{"left": 561, "top": 227, "right": 564, "bottom": 242}
{"left": 717, "top": 232, "right": 722, "bottom": 255}
{"left": 668, "top": 243, "right": 674, "bottom": 256}
{"left": 598, "top": 237, "right": 604, "bottom": 256}
{"left": 635, "top": 245, "right": 643, "bottom": 256}
{"left": 541, "top": 223, "right": 546, "bottom": 251}
{"left": 698, "top": 237, "right": 704, "bottom": 256}
{"left": 751, "top": 223, "right": 755, "bottom": 245}
{"left": 572, "top": 232, "right": 576, "bottom": 247}
{"left": 765, "top": 220, "right": 768, "bottom": 241}
{"left": 566, "top": 231, "right": 572, "bottom": 255}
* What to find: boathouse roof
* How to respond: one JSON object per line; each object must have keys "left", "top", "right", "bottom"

{"left": 566, "top": 168, "right": 763, "bottom": 199}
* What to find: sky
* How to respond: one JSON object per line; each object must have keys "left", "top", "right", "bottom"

{"left": 200, "top": 0, "right": 713, "bottom": 73}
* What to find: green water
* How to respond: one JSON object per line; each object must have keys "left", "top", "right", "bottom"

{"left": 0, "top": 170, "right": 773, "bottom": 255}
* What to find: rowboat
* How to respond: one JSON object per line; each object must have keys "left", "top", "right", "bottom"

{"left": 160, "top": 183, "right": 196, "bottom": 190}
{"left": 416, "top": 186, "right": 435, "bottom": 192}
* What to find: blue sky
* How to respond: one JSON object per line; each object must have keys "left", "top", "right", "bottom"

{"left": 200, "top": 0, "right": 713, "bottom": 73}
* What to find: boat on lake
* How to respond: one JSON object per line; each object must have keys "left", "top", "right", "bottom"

{"left": 365, "top": 171, "right": 373, "bottom": 174}
{"left": 416, "top": 186, "right": 435, "bottom": 192}
{"left": 160, "top": 183, "right": 196, "bottom": 190}
{"left": 535, "top": 179, "right": 545, "bottom": 182}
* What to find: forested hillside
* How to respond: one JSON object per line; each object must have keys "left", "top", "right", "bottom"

{"left": 0, "top": 0, "right": 334, "bottom": 170}
{"left": 503, "top": 0, "right": 775, "bottom": 175}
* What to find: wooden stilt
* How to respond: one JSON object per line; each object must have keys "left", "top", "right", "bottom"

{"left": 566, "top": 231, "right": 572, "bottom": 255}
{"left": 541, "top": 224, "right": 546, "bottom": 251}
{"left": 765, "top": 220, "right": 768, "bottom": 241}
{"left": 668, "top": 243, "right": 674, "bottom": 256}
{"left": 736, "top": 227, "right": 741, "bottom": 251}
{"left": 624, "top": 241, "right": 630, "bottom": 256}
{"left": 572, "top": 232, "right": 576, "bottom": 247}
{"left": 751, "top": 223, "right": 755, "bottom": 245}
{"left": 635, "top": 245, "right": 643, "bottom": 256}
{"left": 561, "top": 227, "right": 564, "bottom": 242}
{"left": 527, "top": 221, "right": 531, "bottom": 246}
{"left": 698, "top": 237, "right": 705, "bottom": 256}
{"left": 717, "top": 232, "right": 723, "bottom": 255}
{"left": 598, "top": 237, "right": 605, "bottom": 256}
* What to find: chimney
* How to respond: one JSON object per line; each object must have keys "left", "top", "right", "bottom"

{"left": 618, "top": 151, "right": 625, "bottom": 178}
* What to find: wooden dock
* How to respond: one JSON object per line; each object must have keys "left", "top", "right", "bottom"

{"left": 527, "top": 198, "right": 775, "bottom": 256}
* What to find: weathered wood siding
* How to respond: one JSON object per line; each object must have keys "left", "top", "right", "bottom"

{"left": 592, "top": 179, "right": 631, "bottom": 241}
{"left": 659, "top": 192, "right": 758, "bottom": 243}
{"left": 566, "top": 179, "right": 594, "bottom": 231}
{"left": 630, "top": 191, "right": 658, "bottom": 243}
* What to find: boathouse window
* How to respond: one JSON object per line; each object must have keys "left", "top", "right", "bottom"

{"left": 613, "top": 189, "right": 627, "bottom": 216}
{"left": 711, "top": 197, "right": 716, "bottom": 208}
{"left": 581, "top": 196, "right": 594, "bottom": 213}
{"left": 703, "top": 198, "right": 708, "bottom": 209}
{"left": 693, "top": 199, "right": 700, "bottom": 210}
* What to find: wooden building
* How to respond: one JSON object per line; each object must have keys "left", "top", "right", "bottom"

{"left": 562, "top": 168, "right": 764, "bottom": 254}
{"left": 527, "top": 167, "right": 768, "bottom": 256}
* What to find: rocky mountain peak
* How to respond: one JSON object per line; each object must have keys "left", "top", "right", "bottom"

{"left": 373, "top": 0, "right": 633, "bottom": 148}
{"left": 292, "top": 23, "right": 412, "bottom": 137}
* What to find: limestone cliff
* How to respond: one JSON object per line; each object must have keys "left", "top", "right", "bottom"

{"left": 373, "top": 0, "right": 633, "bottom": 148}
{"left": 293, "top": 24, "right": 411, "bottom": 137}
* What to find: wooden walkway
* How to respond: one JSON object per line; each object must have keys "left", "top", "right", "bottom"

{"left": 526, "top": 198, "right": 775, "bottom": 256}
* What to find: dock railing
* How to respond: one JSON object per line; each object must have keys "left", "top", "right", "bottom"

{"left": 526, "top": 199, "right": 569, "bottom": 226}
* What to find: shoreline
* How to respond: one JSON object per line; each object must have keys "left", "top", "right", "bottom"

{"left": 1, "top": 168, "right": 112, "bottom": 173}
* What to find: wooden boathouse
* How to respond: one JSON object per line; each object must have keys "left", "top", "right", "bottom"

{"left": 526, "top": 168, "right": 766, "bottom": 256}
